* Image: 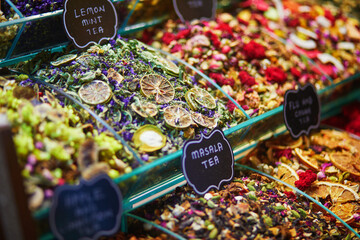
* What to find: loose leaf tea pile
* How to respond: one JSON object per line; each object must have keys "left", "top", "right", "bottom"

{"left": 20, "top": 38, "right": 236, "bottom": 162}
{"left": 243, "top": 129, "right": 360, "bottom": 229}
{"left": 139, "top": 11, "right": 327, "bottom": 118}
{"left": 132, "top": 172, "right": 355, "bottom": 239}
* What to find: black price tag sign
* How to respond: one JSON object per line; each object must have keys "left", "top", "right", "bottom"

{"left": 182, "top": 128, "right": 234, "bottom": 195}
{"left": 50, "top": 174, "right": 122, "bottom": 240}
{"left": 63, "top": 0, "right": 118, "bottom": 48}
{"left": 284, "top": 83, "right": 321, "bottom": 138}
{"left": 173, "top": 0, "right": 217, "bottom": 22}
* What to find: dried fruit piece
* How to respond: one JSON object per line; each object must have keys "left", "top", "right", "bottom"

{"left": 306, "top": 181, "right": 360, "bottom": 203}
{"left": 191, "top": 111, "right": 217, "bottom": 129}
{"left": 51, "top": 54, "right": 77, "bottom": 66}
{"left": 276, "top": 163, "right": 299, "bottom": 187}
{"left": 107, "top": 68, "right": 124, "bottom": 83}
{"left": 78, "top": 80, "right": 112, "bottom": 105}
{"left": 330, "top": 202, "right": 360, "bottom": 224}
{"left": 140, "top": 74, "right": 175, "bottom": 104}
{"left": 185, "top": 88, "right": 216, "bottom": 110}
{"left": 330, "top": 152, "right": 360, "bottom": 177}
{"left": 133, "top": 125, "right": 166, "bottom": 152}
{"left": 157, "top": 56, "right": 180, "bottom": 76}
{"left": 131, "top": 102, "right": 158, "bottom": 118}
{"left": 164, "top": 105, "right": 192, "bottom": 129}
{"left": 294, "top": 148, "right": 320, "bottom": 171}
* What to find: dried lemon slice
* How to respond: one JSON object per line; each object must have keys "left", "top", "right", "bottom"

{"left": 78, "top": 80, "right": 112, "bottom": 105}
{"left": 140, "top": 74, "right": 175, "bottom": 104}
{"left": 157, "top": 56, "right": 180, "bottom": 76}
{"left": 185, "top": 90, "right": 199, "bottom": 110}
{"left": 51, "top": 54, "right": 77, "bottom": 66}
{"left": 294, "top": 148, "right": 320, "bottom": 171}
{"left": 266, "top": 134, "right": 303, "bottom": 149}
{"left": 131, "top": 102, "right": 158, "bottom": 118}
{"left": 276, "top": 163, "right": 299, "bottom": 187}
{"left": 186, "top": 88, "right": 216, "bottom": 110}
{"left": 164, "top": 105, "right": 192, "bottom": 129}
{"left": 306, "top": 181, "right": 360, "bottom": 203}
{"left": 133, "top": 125, "right": 166, "bottom": 152}
{"left": 191, "top": 111, "right": 217, "bottom": 129}
{"left": 330, "top": 152, "right": 360, "bottom": 177}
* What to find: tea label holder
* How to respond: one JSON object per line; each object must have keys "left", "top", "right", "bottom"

{"left": 63, "top": 0, "right": 118, "bottom": 48}
{"left": 50, "top": 174, "right": 122, "bottom": 240}
{"left": 182, "top": 128, "right": 234, "bottom": 195}
{"left": 284, "top": 83, "right": 321, "bottom": 138}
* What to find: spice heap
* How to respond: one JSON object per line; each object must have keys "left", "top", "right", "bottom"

{"left": 134, "top": 172, "right": 353, "bottom": 239}
{"left": 0, "top": 75, "right": 134, "bottom": 211}
{"left": 278, "top": 0, "right": 360, "bottom": 82}
{"left": 323, "top": 101, "right": 360, "bottom": 137}
{"left": 3, "top": 0, "right": 64, "bottom": 16}
{"left": 0, "top": 10, "right": 19, "bottom": 58}
{"left": 243, "top": 129, "right": 360, "bottom": 228}
{"left": 20, "top": 38, "right": 235, "bottom": 162}
{"left": 139, "top": 10, "right": 326, "bottom": 118}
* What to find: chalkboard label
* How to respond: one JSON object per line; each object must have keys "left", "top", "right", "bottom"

{"left": 182, "top": 128, "right": 234, "bottom": 195}
{"left": 173, "top": 0, "right": 217, "bottom": 22}
{"left": 50, "top": 174, "right": 122, "bottom": 240}
{"left": 284, "top": 83, "right": 320, "bottom": 138}
{"left": 63, "top": 0, "right": 118, "bottom": 48}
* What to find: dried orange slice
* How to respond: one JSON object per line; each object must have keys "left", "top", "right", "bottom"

{"left": 276, "top": 163, "right": 299, "bottom": 187}
{"left": 330, "top": 202, "right": 360, "bottom": 224}
{"left": 294, "top": 148, "right": 320, "bottom": 171}
{"left": 266, "top": 134, "right": 303, "bottom": 149}
{"left": 164, "top": 105, "right": 192, "bottom": 129}
{"left": 185, "top": 88, "right": 216, "bottom": 110}
{"left": 133, "top": 125, "right": 166, "bottom": 152}
{"left": 131, "top": 102, "right": 158, "bottom": 118}
{"left": 330, "top": 152, "right": 360, "bottom": 177}
{"left": 51, "top": 54, "right": 77, "bottom": 66}
{"left": 191, "top": 111, "right": 217, "bottom": 129}
{"left": 140, "top": 74, "right": 175, "bottom": 104}
{"left": 311, "top": 129, "right": 349, "bottom": 149}
{"left": 78, "top": 80, "right": 112, "bottom": 105}
{"left": 306, "top": 181, "right": 360, "bottom": 203}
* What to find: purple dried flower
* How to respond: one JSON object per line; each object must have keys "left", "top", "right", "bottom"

{"left": 320, "top": 162, "right": 332, "bottom": 172}
{"left": 122, "top": 131, "right": 133, "bottom": 141}
{"left": 96, "top": 104, "right": 105, "bottom": 112}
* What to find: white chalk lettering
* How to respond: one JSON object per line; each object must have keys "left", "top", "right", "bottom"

{"left": 74, "top": 5, "right": 105, "bottom": 18}
{"left": 201, "top": 155, "right": 220, "bottom": 169}
{"left": 295, "top": 107, "right": 311, "bottom": 118}
{"left": 188, "top": 0, "right": 203, "bottom": 8}
{"left": 289, "top": 100, "right": 300, "bottom": 111}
